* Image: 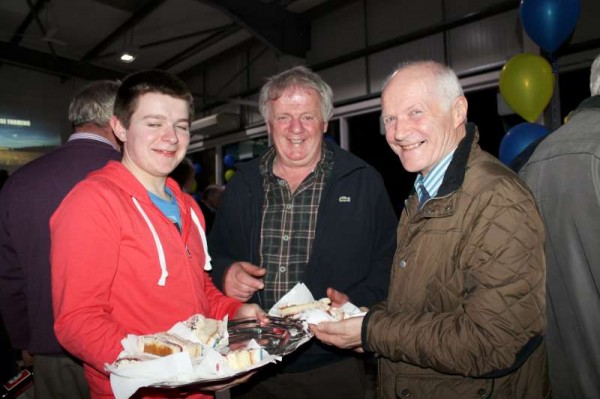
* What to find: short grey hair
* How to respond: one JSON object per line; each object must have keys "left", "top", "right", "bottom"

{"left": 590, "top": 54, "right": 600, "bottom": 96}
{"left": 68, "top": 80, "right": 120, "bottom": 128}
{"left": 382, "top": 60, "right": 464, "bottom": 110}
{"left": 258, "top": 66, "right": 334, "bottom": 122}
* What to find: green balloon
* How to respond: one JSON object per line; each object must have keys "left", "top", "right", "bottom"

{"left": 499, "top": 53, "right": 554, "bottom": 122}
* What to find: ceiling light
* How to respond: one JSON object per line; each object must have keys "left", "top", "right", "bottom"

{"left": 120, "top": 51, "right": 136, "bottom": 63}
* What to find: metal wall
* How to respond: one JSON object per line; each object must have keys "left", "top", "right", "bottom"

{"left": 188, "top": 0, "right": 600, "bottom": 154}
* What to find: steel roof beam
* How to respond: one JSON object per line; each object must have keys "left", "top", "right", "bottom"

{"left": 197, "top": 0, "right": 310, "bottom": 58}
{"left": 0, "top": 41, "right": 122, "bottom": 81}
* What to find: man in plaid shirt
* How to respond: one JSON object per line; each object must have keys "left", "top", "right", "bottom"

{"left": 209, "top": 66, "right": 397, "bottom": 399}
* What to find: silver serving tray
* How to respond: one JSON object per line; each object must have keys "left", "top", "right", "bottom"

{"left": 149, "top": 316, "right": 312, "bottom": 388}
{"left": 226, "top": 316, "right": 312, "bottom": 356}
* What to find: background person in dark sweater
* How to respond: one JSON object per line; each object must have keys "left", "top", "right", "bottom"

{"left": 0, "top": 80, "right": 121, "bottom": 399}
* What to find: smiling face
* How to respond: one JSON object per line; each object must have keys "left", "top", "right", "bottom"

{"left": 112, "top": 92, "right": 190, "bottom": 189}
{"left": 267, "top": 86, "right": 328, "bottom": 171}
{"left": 381, "top": 66, "right": 467, "bottom": 176}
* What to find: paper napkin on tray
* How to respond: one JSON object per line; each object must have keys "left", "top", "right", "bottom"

{"left": 268, "top": 282, "right": 366, "bottom": 324}
{"left": 105, "top": 316, "right": 279, "bottom": 399}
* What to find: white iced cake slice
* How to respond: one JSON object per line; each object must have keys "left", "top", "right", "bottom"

{"left": 226, "top": 348, "right": 263, "bottom": 370}
{"left": 184, "top": 314, "right": 225, "bottom": 347}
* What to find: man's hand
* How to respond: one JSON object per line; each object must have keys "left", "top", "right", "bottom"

{"left": 327, "top": 287, "right": 349, "bottom": 308}
{"left": 21, "top": 350, "right": 33, "bottom": 367}
{"left": 310, "top": 316, "right": 364, "bottom": 352}
{"left": 223, "top": 262, "right": 266, "bottom": 302}
{"left": 235, "top": 303, "right": 269, "bottom": 324}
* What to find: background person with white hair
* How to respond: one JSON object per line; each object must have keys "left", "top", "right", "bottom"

{"left": 520, "top": 54, "right": 600, "bottom": 399}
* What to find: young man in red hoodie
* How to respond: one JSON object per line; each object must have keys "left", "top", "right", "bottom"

{"left": 51, "top": 70, "right": 264, "bottom": 399}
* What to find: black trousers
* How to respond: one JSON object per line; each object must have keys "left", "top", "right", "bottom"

{"left": 33, "top": 354, "right": 90, "bottom": 399}
{"left": 231, "top": 356, "right": 368, "bottom": 399}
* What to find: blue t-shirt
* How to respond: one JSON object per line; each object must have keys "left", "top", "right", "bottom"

{"left": 148, "top": 187, "right": 181, "bottom": 231}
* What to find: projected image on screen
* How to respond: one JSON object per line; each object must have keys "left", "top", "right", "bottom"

{"left": 0, "top": 117, "right": 59, "bottom": 170}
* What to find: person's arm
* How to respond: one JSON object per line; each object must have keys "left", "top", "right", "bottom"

{"left": 364, "top": 177, "right": 545, "bottom": 376}
{"left": 0, "top": 187, "right": 29, "bottom": 351}
{"left": 203, "top": 271, "right": 243, "bottom": 319}
{"left": 208, "top": 174, "right": 254, "bottom": 293}
{"left": 51, "top": 185, "right": 126, "bottom": 374}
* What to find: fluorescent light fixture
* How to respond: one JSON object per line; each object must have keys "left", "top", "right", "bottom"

{"left": 190, "top": 113, "right": 240, "bottom": 137}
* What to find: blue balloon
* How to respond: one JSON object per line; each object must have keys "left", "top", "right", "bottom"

{"left": 499, "top": 122, "right": 549, "bottom": 165}
{"left": 193, "top": 163, "right": 202, "bottom": 175}
{"left": 520, "top": 0, "right": 581, "bottom": 53}
{"left": 223, "top": 154, "right": 235, "bottom": 167}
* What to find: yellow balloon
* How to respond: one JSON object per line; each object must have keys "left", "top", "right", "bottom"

{"left": 224, "top": 169, "right": 235, "bottom": 182}
{"left": 499, "top": 53, "right": 554, "bottom": 122}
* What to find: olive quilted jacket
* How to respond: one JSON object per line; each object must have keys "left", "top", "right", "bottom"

{"left": 364, "top": 125, "right": 549, "bottom": 399}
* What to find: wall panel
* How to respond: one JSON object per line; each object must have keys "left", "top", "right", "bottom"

{"left": 307, "top": 1, "right": 365, "bottom": 64}
{"left": 319, "top": 59, "right": 367, "bottom": 102}
{"left": 369, "top": 34, "right": 445, "bottom": 93}
{"left": 444, "top": 0, "right": 510, "bottom": 19}
{"left": 448, "top": 11, "right": 522, "bottom": 75}
{"left": 367, "top": 0, "right": 443, "bottom": 45}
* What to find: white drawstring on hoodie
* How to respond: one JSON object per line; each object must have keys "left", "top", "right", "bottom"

{"left": 132, "top": 197, "right": 211, "bottom": 286}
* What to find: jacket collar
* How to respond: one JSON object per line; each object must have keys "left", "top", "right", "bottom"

{"left": 324, "top": 140, "right": 365, "bottom": 179}
{"left": 437, "top": 122, "right": 477, "bottom": 197}
{"left": 413, "top": 123, "right": 478, "bottom": 218}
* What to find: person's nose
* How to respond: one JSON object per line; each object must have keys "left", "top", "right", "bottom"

{"left": 392, "top": 120, "right": 410, "bottom": 142}
{"left": 163, "top": 125, "right": 179, "bottom": 143}
{"left": 289, "top": 117, "right": 303, "bottom": 133}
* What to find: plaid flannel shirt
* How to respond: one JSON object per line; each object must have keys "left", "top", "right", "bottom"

{"left": 258, "top": 145, "right": 333, "bottom": 309}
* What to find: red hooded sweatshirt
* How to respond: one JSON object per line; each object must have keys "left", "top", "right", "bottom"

{"left": 51, "top": 161, "right": 241, "bottom": 399}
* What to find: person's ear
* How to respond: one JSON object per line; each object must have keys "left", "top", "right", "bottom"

{"left": 452, "top": 96, "right": 468, "bottom": 128}
{"left": 110, "top": 116, "right": 127, "bottom": 142}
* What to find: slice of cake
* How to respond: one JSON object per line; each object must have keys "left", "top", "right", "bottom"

{"left": 226, "top": 348, "right": 263, "bottom": 370}
{"left": 184, "top": 314, "right": 225, "bottom": 347}
{"left": 137, "top": 333, "right": 202, "bottom": 358}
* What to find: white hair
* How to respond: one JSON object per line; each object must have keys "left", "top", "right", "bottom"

{"left": 259, "top": 66, "right": 334, "bottom": 122}
{"left": 382, "top": 60, "right": 463, "bottom": 110}
{"left": 590, "top": 54, "right": 600, "bottom": 96}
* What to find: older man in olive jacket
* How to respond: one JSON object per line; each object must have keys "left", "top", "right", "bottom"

{"left": 313, "top": 61, "right": 549, "bottom": 399}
